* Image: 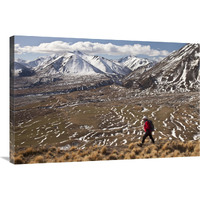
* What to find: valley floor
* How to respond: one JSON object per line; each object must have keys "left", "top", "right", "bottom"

{"left": 10, "top": 84, "right": 200, "bottom": 163}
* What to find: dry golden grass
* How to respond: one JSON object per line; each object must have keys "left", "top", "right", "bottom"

{"left": 22, "top": 147, "right": 34, "bottom": 156}
{"left": 108, "top": 154, "right": 118, "bottom": 160}
{"left": 14, "top": 155, "right": 24, "bottom": 164}
{"left": 100, "top": 146, "right": 107, "bottom": 155}
{"left": 64, "top": 152, "right": 70, "bottom": 160}
{"left": 11, "top": 139, "right": 199, "bottom": 164}
{"left": 33, "top": 155, "right": 44, "bottom": 163}
{"left": 128, "top": 143, "right": 135, "bottom": 150}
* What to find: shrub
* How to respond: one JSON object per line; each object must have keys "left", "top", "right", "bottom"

{"left": 46, "top": 151, "right": 55, "bottom": 159}
{"left": 71, "top": 152, "right": 77, "bottom": 159}
{"left": 111, "top": 149, "right": 118, "bottom": 155}
{"left": 79, "top": 150, "right": 89, "bottom": 157}
{"left": 70, "top": 146, "right": 77, "bottom": 151}
{"left": 150, "top": 149, "right": 158, "bottom": 158}
{"left": 160, "top": 151, "right": 167, "bottom": 158}
{"left": 134, "top": 147, "right": 141, "bottom": 155}
{"left": 119, "top": 152, "right": 125, "bottom": 159}
{"left": 142, "top": 147, "right": 151, "bottom": 154}
{"left": 176, "top": 143, "right": 186, "bottom": 153}
{"left": 55, "top": 156, "right": 66, "bottom": 162}
{"left": 64, "top": 153, "right": 70, "bottom": 160}
{"left": 34, "top": 155, "right": 44, "bottom": 163}
{"left": 124, "top": 153, "right": 130, "bottom": 159}
{"left": 23, "top": 147, "right": 34, "bottom": 156}
{"left": 14, "top": 155, "right": 24, "bottom": 164}
{"left": 130, "top": 152, "right": 136, "bottom": 159}
{"left": 128, "top": 143, "right": 135, "bottom": 150}
{"left": 161, "top": 142, "right": 170, "bottom": 151}
{"left": 97, "top": 154, "right": 103, "bottom": 161}
{"left": 49, "top": 146, "right": 57, "bottom": 152}
{"left": 149, "top": 144, "right": 158, "bottom": 151}
{"left": 108, "top": 154, "right": 118, "bottom": 160}
{"left": 186, "top": 142, "right": 194, "bottom": 153}
{"left": 144, "top": 154, "right": 151, "bottom": 159}
{"left": 89, "top": 151, "right": 99, "bottom": 161}
{"left": 100, "top": 146, "right": 107, "bottom": 155}
{"left": 172, "top": 150, "right": 181, "bottom": 157}
{"left": 193, "top": 143, "right": 200, "bottom": 156}
{"left": 83, "top": 156, "right": 90, "bottom": 161}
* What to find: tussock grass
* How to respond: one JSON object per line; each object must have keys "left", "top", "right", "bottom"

{"left": 11, "top": 139, "right": 199, "bottom": 164}
{"left": 34, "top": 155, "right": 44, "bottom": 163}
{"left": 14, "top": 155, "right": 24, "bottom": 164}
{"left": 100, "top": 146, "right": 107, "bottom": 155}
{"left": 22, "top": 147, "right": 34, "bottom": 156}
{"left": 128, "top": 143, "right": 135, "bottom": 150}
{"left": 108, "top": 154, "right": 118, "bottom": 160}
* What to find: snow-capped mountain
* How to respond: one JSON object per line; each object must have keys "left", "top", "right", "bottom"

{"left": 27, "top": 56, "right": 57, "bottom": 68}
{"left": 13, "top": 62, "right": 35, "bottom": 77}
{"left": 14, "top": 50, "right": 159, "bottom": 79}
{"left": 32, "top": 51, "right": 132, "bottom": 77}
{"left": 15, "top": 55, "right": 59, "bottom": 68}
{"left": 119, "top": 56, "right": 156, "bottom": 84}
{"left": 123, "top": 43, "right": 200, "bottom": 92}
{"left": 117, "top": 55, "right": 156, "bottom": 71}
{"left": 81, "top": 54, "right": 131, "bottom": 76}
{"left": 36, "top": 53, "right": 105, "bottom": 76}
{"left": 15, "top": 58, "right": 27, "bottom": 66}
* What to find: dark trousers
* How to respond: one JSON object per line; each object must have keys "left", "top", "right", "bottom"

{"left": 142, "top": 130, "right": 155, "bottom": 144}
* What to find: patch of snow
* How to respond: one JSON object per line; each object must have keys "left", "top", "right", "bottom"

{"left": 171, "top": 128, "right": 177, "bottom": 138}
{"left": 163, "top": 121, "right": 167, "bottom": 127}
{"left": 122, "top": 139, "right": 127, "bottom": 144}
{"left": 193, "top": 133, "right": 200, "bottom": 140}
{"left": 142, "top": 107, "right": 149, "bottom": 112}
{"left": 179, "top": 135, "right": 185, "bottom": 142}
{"left": 110, "top": 138, "right": 118, "bottom": 146}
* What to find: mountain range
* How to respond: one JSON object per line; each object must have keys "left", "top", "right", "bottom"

{"left": 13, "top": 43, "right": 200, "bottom": 92}
{"left": 14, "top": 51, "right": 155, "bottom": 78}
{"left": 123, "top": 43, "right": 200, "bottom": 92}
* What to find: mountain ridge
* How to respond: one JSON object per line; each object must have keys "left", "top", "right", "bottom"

{"left": 14, "top": 51, "right": 155, "bottom": 78}
{"left": 123, "top": 43, "right": 200, "bottom": 92}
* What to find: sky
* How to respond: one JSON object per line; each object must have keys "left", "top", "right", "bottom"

{"left": 14, "top": 35, "right": 187, "bottom": 61}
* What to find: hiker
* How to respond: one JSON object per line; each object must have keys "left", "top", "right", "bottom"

{"left": 138, "top": 116, "right": 155, "bottom": 147}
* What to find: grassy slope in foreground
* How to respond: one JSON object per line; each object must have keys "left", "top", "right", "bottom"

{"left": 11, "top": 138, "right": 200, "bottom": 164}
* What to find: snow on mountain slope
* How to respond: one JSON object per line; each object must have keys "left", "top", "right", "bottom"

{"left": 13, "top": 62, "right": 26, "bottom": 76}
{"left": 81, "top": 54, "right": 131, "bottom": 76}
{"left": 15, "top": 59, "right": 28, "bottom": 66}
{"left": 117, "top": 55, "right": 155, "bottom": 71}
{"left": 123, "top": 43, "right": 200, "bottom": 92}
{"left": 34, "top": 51, "right": 132, "bottom": 77}
{"left": 27, "top": 55, "right": 59, "bottom": 68}
{"left": 120, "top": 56, "right": 156, "bottom": 87}
{"left": 14, "top": 62, "right": 35, "bottom": 77}
{"left": 15, "top": 50, "right": 158, "bottom": 79}
{"left": 36, "top": 53, "right": 105, "bottom": 76}
{"left": 15, "top": 55, "right": 59, "bottom": 69}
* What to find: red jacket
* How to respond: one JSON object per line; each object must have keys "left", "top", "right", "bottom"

{"left": 144, "top": 120, "right": 151, "bottom": 132}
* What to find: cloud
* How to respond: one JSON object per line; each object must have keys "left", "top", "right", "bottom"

{"left": 15, "top": 41, "right": 170, "bottom": 57}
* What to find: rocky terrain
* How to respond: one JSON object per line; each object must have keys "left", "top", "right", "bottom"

{"left": 123, "top": 43, "right": 200, "bottom": 92}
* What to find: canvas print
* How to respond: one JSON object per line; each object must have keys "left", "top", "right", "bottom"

{"left": 10, "top": 36, "right": 200, "bottom": 164}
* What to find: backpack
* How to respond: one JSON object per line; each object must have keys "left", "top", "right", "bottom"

{"left": 148, "top": 120, "right": 154, "bottom": 131}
